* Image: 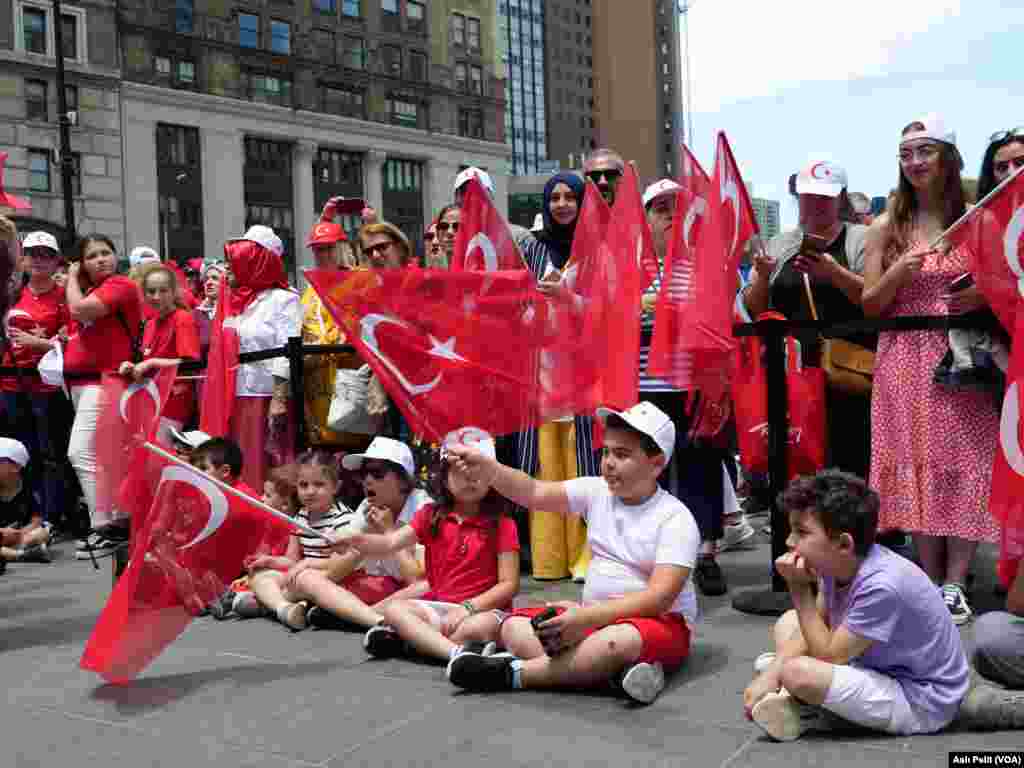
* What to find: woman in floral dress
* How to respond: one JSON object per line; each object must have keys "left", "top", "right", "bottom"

{"left": 863, "top": 115, "right": 1000, "bottom": 625}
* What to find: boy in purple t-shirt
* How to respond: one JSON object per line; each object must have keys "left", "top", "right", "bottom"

{"left": 744, "top": 470, "right": 969, "bottom": 742}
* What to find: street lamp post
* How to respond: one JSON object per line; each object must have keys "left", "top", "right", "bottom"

{"left": 52, "top": 0, "right": 77, "bottom": 246}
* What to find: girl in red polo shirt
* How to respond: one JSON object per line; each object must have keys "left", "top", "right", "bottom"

{"left": 119, "top": 263, "right": 200, "bottom": 445}
{"left": 341, "top": 428, "right": 520, "bottom": 663}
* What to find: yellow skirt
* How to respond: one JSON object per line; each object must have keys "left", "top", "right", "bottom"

{"left": 529, "top": 420, "right": 592, "bottom": 580}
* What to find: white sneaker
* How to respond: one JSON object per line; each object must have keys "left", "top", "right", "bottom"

{"left": 620, "top": 662, "right": 666, "bottom": 704}
{"left": 751, "top": 690, "right": 824, "bottom": 742}
{"left": 754, "top": 652, "right": 776, "bottom": 674}
{"left": 721, "top": 517, "right": 757, "bottom": 551}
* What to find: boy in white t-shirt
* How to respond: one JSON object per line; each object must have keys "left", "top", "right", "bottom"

{"left": 445, "top": 402, "right": 699, "bottom": 704}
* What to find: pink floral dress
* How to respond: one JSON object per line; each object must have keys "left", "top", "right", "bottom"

{"left": 870, "top": 236, "right": 999, "bottom": 543}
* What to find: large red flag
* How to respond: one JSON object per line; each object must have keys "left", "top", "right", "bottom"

{"left": 81, "top": 449, "right": 297, "bottom": 682}
{"left": 0, "top": 151, "right": 31, "bottom": 212}
{"left": 199, "top": 279, "right": 240, "bottom": 437}
{"left": 306, "top": 267, "right": 547, "bottom": 440}
{"left": 943, "top": 168, "right": 1024, "bottom": 582}
{"left": 648, "top": 144, "right": 711, "bottom": 389}
{"left": 451, "top": 178, "right": 526, "bottom": 271}
{"left": 95, "top": 367, "right": 176, "bottom": 523}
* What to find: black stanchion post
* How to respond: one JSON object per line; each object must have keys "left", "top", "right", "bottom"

{"left": 732, "top": 314, "right": 794, "bottom": 616}
{"left": 286, "top": 336, "right": 307, "bottom": 456}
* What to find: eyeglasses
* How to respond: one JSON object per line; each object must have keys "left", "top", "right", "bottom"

{"left": 363, "top": 241, "right": 395, "bottom": 258}
{"left": 586, "top": 169, "right": 623, "bottom": 184}
{"left": 423, "top": 233, "right": 435, "bottom": 242}
{"left": 359, "top": 465, "right": 392, "bottom": 480}
{"left": 989, "top": 127, "right": 1024, "bottom": 144}
{"left": 435, "top": 222, "right": 460, "bottom": 234}
{"left": 898, "top": 144, "right": 939, "bottom": 164}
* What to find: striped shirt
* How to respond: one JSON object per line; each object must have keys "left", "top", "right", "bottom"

{"left": 639, "top": 258, "right": 678, "bottom": 392}
{"left": 298, "top": 502, "right": 357, "bottom": 559}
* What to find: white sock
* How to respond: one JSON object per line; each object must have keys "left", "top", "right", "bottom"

{"left": 449, "top": 645, "right": 462, "bottom": 661}
{"left": 510, "top": 659, "right": 524, "bottom": 689}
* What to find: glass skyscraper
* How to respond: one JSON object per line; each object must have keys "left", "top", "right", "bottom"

{"left": 500, "top": 0, "right": 548, "bottom": 175}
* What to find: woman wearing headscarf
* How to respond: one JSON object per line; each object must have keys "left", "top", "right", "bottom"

{"left": 201, "top": 225, "right": 301, "bottom": 490}
{"left": 515, "top": 172, "right": 597, "bottom": 581}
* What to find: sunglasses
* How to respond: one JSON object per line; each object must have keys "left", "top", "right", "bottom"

{"left": 586, "top": 169, "right": 623, "bottom": 184}
{"left": 363, "top": 241, "right": 395, "bottom": 258}
{"left": 989, "top": 127, "right": 1024, "bottom": 144}
{"left": 423, "top": 233, "right": 435, "bottom": 242}
{"left": 359, "top": 465, "right": 392, "bottom": 480}
{"left": 436, "top": 222, "right": 460, "bottom": 233}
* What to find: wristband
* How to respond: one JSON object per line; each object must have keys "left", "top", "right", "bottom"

{"left": 461, "top": 600, "right": 477, "bottom": 615}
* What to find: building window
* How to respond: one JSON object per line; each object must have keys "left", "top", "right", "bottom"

{"left": 238, "top": 13, "right": 259, "bottom": 48}
{"left": 458, "top": 109, "right": 483, "bottom": 139}
{"left": 28, "top": 149, "right": 50, "bottom": 192}
{"left": 245, "top": 72, "right": 292, "bottom": 106}
{"left": 386, "top": 95, "right": 418, "bottom": 128}
{"left": 407, "top": 0, "right": 424, "bottom": 29}
{"left": 467, "top": 17, "right": 480, "bottom": 51}
{"left": 315, "top": 148, "right": 362, "bottom": 188}
{"left": 25, "top": 79, "right": 47, "bottom": 121}
{"left": 157, "top": 123, "right": 201, "bottom": 167}
{"left": 22, "top": 7, "right": 46, "bottom": 53}
{"left": 343, "top": 36, "right": 365, "bottom": 69}
{"left": 155, "top": 55, "right": 171, "bottom": 75}
{"left": 382, "top": 0, "right": 398, "bottom": 14}
{"left": 470, "top": 65, "right": 483, "bottom": 95}
{"left": 342, "top": 0, "right": 360, "bottom": 17}
{"left": 270, "top": 20, "right": 290, "bottom": 54}
{"left": 452, "top": 12, "right": 465, "bottom": 45}
{"left": 64, "top": 83, "right": 77, "bottom": 118}
{"left": 409, "top": 51, "right": 427, "bottom": 82}
{"left": 380, "top": 44, "right": 401, "bottom": 76}
{"left": 177, "top": 60, "right": 195, "bottom": 85}
{"left": 60, "top": 12, "right": 77, "bottom": 58}
{"left": 175, "top": 0, "right": 193, "bottom": 33}
{"left": 454, "top": 62, "right": 467, "bottom": 91}
{"left": 313, "top": 29, "right": 335, "bottom": 63}
{"left": 313, "top": 0, "right": 336, "bottom": 12}
{"left": 322, "top": 86, "right": 364, "bottom": 118}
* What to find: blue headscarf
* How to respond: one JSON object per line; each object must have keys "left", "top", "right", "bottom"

{"left": 538, "top": 172, "right": 585, "bottom": 269}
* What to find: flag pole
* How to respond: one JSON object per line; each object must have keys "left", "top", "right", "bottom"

{"left": 141, "top": 441, "right": 328, "bottom": 540}
{"left": 930, "top": 165, "right": 1024, "bottom": 249}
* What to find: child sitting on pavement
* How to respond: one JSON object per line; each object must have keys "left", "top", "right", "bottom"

{"left": 0, "top": 438, "right": 52, "bottom": 565}
{"left": 336, "top": 428, "right": 520, "bottom": 664}
{"left": 292, "top": 437, "right": 430, "bottom": 630}
{"left": 445, "top": 403, "right": 699, "bottom": 705}
{"left": 743, "top": 470, "right": 970, "bottom": 741}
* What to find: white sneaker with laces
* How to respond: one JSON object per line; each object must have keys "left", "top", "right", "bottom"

{"left": 721, "top": 517, "right": 757, "bottom": 551}
{"left": 620, "top": 662, "right": 666, "bottom": 704}
{"left": 751, "top": 690, "right": 825, "bottom": 742}
{"left": 942, "top": 583, "right": 972, "bottom": 625}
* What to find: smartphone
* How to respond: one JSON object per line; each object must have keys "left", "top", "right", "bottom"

{"left": 947, "top": 272, "right": 975, "bottom": 293}
{"left": 801, "top": 232, "right": 829, "bottom": 255}
{"left": 331, "top": 197, "right": 367, "bottom": 215}
{"left": 531, "top": 606, "right": 558, "bottom": 630}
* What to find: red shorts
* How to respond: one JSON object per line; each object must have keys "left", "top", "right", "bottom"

{"left": 507, "top": 606, "right": 691, "bottom": 670}
{"left": 340, "top": 571, "right": 403, "bottom": 606}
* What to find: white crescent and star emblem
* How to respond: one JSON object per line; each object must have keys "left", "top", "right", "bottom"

{"left": 360, "top": 314, "right": 465, "bottom": 396}
{"left": 683, "top": 197, "right": 708, "bottom": 248}
{"left": 1004, "top": 203, "right": 1024, "bottom": 298}
{"left": 119, "top": 379, "right": 163, "bottom": 424}
{"left": 159, "top": 465, "right": 230, "bottom": 551}
{"left": 720, "top": 164, "right": 741, "bottom": 258}
{"left": 809, "top": 161, "right": 832, "bottom": 180}
{"left": 465, "top": 233, "right": 498, "bottom": 272}
{"left": 1000, "top": 381, "right": 1024, "bottom": 476}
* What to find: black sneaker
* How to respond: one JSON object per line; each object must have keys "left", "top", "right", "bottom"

{"left": 363, "top": 624, "right": 407, "bottom": 658}
{"left": 957, "top": 684, "right": 1024, "bottom": 730}
{"left": 447, "top": 653, "right": 516, "bottom": 691}
{"left": 694, "top": 556, "right": 727, "bottom": 596}
{"left": 208, "top": 591, "right": 237, "bottom": 620}
{"left": 92, "top": 519, "right": 131, "bottom": 542}
{"left": 18, "top": 543, "right": 52, "bottom": 563}
{"left": 942, "top": 583, "right": 972, "bottom": 626}
{"left": 307, "top": 606, "right": 357, "bottom": 631}
{"left": 76, "top": 535, "right": 121, "bottom": 560}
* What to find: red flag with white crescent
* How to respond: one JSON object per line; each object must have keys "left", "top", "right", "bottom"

{"left": 451, "top": 177, "right": 526, "bottom": 272}
{"left": 81, "top": 456, "right": 296, "bottom": 682}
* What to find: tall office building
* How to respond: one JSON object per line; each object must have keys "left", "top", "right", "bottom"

{"left": 751, "top": 196, "right": 781, "bottom": 240}
{"left": 499, "top": 0, "right": 547, "bottom": 176}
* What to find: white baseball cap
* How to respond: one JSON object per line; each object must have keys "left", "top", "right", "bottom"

{"left": 0, "top": 437, "right": 29, "bottom": 468}
{"left": 228, "top": 225, "right": 284, "bottom": 258}
{"left": 441, "top": 426, "right": 497, "bottom": 461}
{"left": 642, "top": 179, "right": 682, "bottom": 208}
{"left": 795, "top": 159, "right": 848, "bottom": 198}
{"left": 454, "top": 167, "right": 495, "bottom": 198}
{"left": 901, "top": 113, "right": 956, "bottom": 147}
{"left": 169, "top": 428, "right": 212, "bottom": 450}
{"left": 22, "top": 231, "right": 59, "bottom": 253}
{"left": 596, "top": 402, "right": 676, "bottom": 462}
{"left": 129, "top": 245, "right": 161, "bottom": 268}
{"left": 342, "top": 437, "right": 415, "bottom": 479}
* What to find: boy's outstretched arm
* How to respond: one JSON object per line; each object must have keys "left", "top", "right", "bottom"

{"left": 446, "top": 445, "right": 573, "bottom": 516}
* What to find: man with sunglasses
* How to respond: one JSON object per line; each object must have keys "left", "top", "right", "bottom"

{"left": 583, "top": 148, "right": 625, "bottom": 205}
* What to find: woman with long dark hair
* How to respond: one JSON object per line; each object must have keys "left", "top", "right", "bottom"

{"left": 976, "top": 127, "right": 1024, "bottom": 200}
{"left": 863, "top": 115, "right": 998, "bottom": 625}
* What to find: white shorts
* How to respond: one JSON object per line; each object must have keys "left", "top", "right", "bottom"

{"left": 411, "top": 600, "right": 506, "bottom": 632}
{"left": 823, "top": 664, "right": 930, "bottom": 735}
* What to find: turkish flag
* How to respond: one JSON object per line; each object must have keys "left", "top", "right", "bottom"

{"left": 451, "top": 178, "right": 526, "bottom": 271}
{"left": 945, "top": 168, "right": 1024, "bottom": 578}
{"left": 199, "top": 279, "right": 240, "bottom": 438}
{"left": 95, "top": 367, "right": 177, "bottom": 524}
{"left": 0, "top": 151, "right": 31, "bottom": 212}
{"left": 648, "top": 144, "right": 711, "bottom": 390}
{"left": 81, "top": 455, "right": 297, "bottom": 682}
{"left": 615, "top": 164, "right": 660, "bottom": 291}
{"left": 306, "top": 267, "right": 546, "bottom": 441}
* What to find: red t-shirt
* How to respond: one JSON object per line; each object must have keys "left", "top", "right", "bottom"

{"left": 64, "top": 276, "right": 144, "bottom": 385}
{"left": 409, "top": 503, "right": 519, "bottom": 605}
{"left": 142, "top": 308, "right": 199, "bottom": 422}
{"left": 1, "top": 285, "right": 69, "bottom": 393}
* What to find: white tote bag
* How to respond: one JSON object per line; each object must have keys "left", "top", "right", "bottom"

{"left": 327, "top": 364, "right": 380, "bottom": 435}
{"left": 37, "top": 341, "right": 64, "bottom": 388}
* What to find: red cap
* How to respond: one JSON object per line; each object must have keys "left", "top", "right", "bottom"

{"left": 306, "top": 221, "right": 347, "bottom": 247}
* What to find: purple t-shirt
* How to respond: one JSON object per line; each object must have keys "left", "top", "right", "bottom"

{"left": 822, "top": 545, "right": 969, "bottom": 729}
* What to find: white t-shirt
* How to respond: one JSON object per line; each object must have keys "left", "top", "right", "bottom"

{"left": 352, "top": 488, "right": 432, "bottom": 581}
{"left": 565, "top": 477, "right": 700, "bottom": 626}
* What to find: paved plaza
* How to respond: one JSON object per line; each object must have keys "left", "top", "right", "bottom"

{"left": 2, "top": 529, "right": 1019, "bottom": 767}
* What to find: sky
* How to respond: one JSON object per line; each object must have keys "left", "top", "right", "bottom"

{"left": 680, "top": 0, "right": 1024, "bottom": 228}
